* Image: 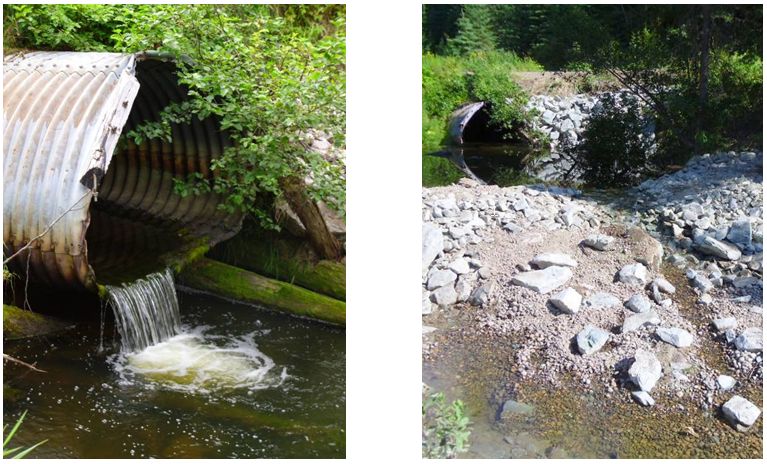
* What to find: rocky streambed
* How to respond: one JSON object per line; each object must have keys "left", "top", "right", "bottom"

{"left": 422, "top": 151, "right": 763, "bottom": 458}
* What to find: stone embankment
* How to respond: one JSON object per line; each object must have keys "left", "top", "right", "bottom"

{"left": 524, "top": 91, "right": 654, "bottom": 181}
{"left": 422, "top": 150, "right": 763, "bottom": 433}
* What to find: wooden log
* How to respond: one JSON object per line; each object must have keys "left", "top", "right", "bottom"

{"left": 178, "top": 258, "right": 345, "bottom": 326}
{"left": 210, "top": 231, "right": 345, "bottom": 301}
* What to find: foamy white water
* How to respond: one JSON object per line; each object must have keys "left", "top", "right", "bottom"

{"left": 109, "top": 326, "right": 287, "bottom": 393}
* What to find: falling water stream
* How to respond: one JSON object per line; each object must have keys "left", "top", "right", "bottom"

{"left": 105, "top": 269, "right": 181, "bottom": 352}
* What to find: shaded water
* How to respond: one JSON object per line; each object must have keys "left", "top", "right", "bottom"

{"left": 105, "top": 268, "right": 181, "bottom": 352}
{"left": 423, "top": 143, "right": 545, "bottom": 187}
{"left": 3, "top": 291, "right": 345, "bottom": 458}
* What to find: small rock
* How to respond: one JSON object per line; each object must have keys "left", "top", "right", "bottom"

{"left": 511, "top": 266, "right": 573, "bottom": 294}
{"left": 549, "top": 287, "right": 582, "bottom": 314}
{"left": 582, "top": 234, "right": 614, "bottom": 251}
{"left": 531, "top": 252, "right": 578, "bottom": 269}
{"left": 698, "top": 294, "right": 714, "bottom": 305}
{"left": 576, "top": 325, "right": 610, "bottom": 355}
{"left": 422, "top": 223, "right": 444, "bottom": 272}
{"left": 717, "top": 375, "right": 736, "bottom": 391}
{"left": 631, "top": 391, "right": 655, "bottom": 407}
{"left": 422, "top": 326, "right": 437, "bottom": 335}
{"left": 618, "top": 263, "right": 649, "bottom": 285}
{"left": 628, "top": 349, "right": 663, "bottom": 392}
{"left": 691, "top": 274, "right": 714, "bottom": 293}
{"left": 500, "top": 400, "right": 535, "bottom": 418}
{"left": 727, "top": 219, "right": 752, "bottom": 246}
{"left": 721, "top": 395, "right": 762, "bottom": 431}
{"left": 623, "top": 310, "right": 661, "bottom": 333}
{"left": 697, "top": 236, "right": 742, "bottom": 261}
{"left": 426, "top": 269, "right": 457, "bottom": 291}
{"left": 625, "top": 294, "right": 652, "bottom": 313}
{"left": 653, "top": 277, "right": 676, "bottom": 294}
{"left": 422, "top": 292, "right": 433, "bottom": 315}
{"left": 584, "top": 292, "right": 621, "bottom": 309}
{"left": 733, "top": 327, "right": 763, "bottom": 352}
{"left": 469, "top": 282, "right": 495, "bottom": 307}
{"left": 656, "top": 327, "right": 694, "bottom": 348}
{"left": 448, "top": 258, "right": 471, "bottom": 275}
{"left": 478, "top": 266, "right": 492, "bottom": 279}
{"left": 712, "top": 317, "right": 737, "bottom": 332}
{"left": 430, "top": 285, "right": 458, "bottom": 306}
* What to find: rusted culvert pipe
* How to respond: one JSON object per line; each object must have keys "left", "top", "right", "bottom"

{"left": 3, "top": 51, "right": 243, "bottom": 291}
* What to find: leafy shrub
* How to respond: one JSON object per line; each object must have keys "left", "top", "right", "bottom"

{"left": 566, "top": 93, "right": 655, "bottom": 187}
{"left": 422, "top": 51, "right": 543, "bottom": 151}
{"left": 422, "top": 392, "right": 472, "bottom": 459}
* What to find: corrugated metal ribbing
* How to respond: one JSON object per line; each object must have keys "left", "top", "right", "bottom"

{"left": 3, "top": 52, "right": 243, "bottom": 291}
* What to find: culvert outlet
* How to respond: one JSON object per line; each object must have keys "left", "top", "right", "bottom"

{"left": 3, "top": 51, "right": 243, "bottom": 291}
{"left": 448, "top": 101, "right": 510, "bottom": 144}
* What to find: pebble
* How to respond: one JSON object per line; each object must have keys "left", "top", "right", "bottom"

{"left": 531, "top": 252, "right": 578, "bottom": 269}
{"left": 575, "top": 325, "right": 610, "bottom": 355}
{"left": 655, "top": 327, "right": 694, "bottom": 348}
{"left": 511, "top": 266, "right": 573, "bottom": 294}
{"left": 628, "top": 349, "right": 663, "bottom": 392}
{"left": 716, "top": 375, "right": 736, "bottom": 391}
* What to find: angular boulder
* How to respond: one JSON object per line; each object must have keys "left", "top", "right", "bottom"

{"left": 426, "top": 269, "right": 457, "bottom": 291}
{"left": 531, "top": 252, "right": 578, "bottom": 269}
{"left": 422, "top": 223, "right": 444, "bottom": 272}
{"left": 549, "top": 287, "right": 582, "bottom": 314}
{"left": 656, "top": 327, "right": 694, "bottom": 348}
{"left": 628, "top": 349, "right": 662, "bottom": 392}
{"left": 576, "top": 325, "right": 610, "bottom": 355}
{"left": 511, "top": 266, "right": 573, "bottom": 294}
{"left": 584, "top": 292, "right": 621, "bottom": 310}
{"left": 726, "top": 218, "right": 752, "bottom": 247}
{"left": 625, "top": 294, "right": 652, "bottom": 313}
{"left": 721, "top": 395, "right": 762, "bottom": 431}
{"left": 622, "top": 309, "right": 661, "bottom": 333}
{"left": 734, "top": 327, "right": 763, "bottom": 352}
{"left": 582, "top": 234, "right": 614, "bottom": 251}
{"left": 431, "top": 284, "right": 458, "bottom": 306}
{"left": 697, "top": 236, "right": 742, "bottom": 261}
{"left": 618, "top": 263, "right": 649, "bottom": 286}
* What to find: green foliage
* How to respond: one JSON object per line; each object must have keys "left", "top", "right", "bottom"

{"left": 566, "top": 93, "right": 655, "bottom": 187}
{"left": 445, "top": 5, "right": 496, "bottom": 56}
{"left": 422, "top": 51, "right": 542, "bottom": 150}
{"left": 5, "top": 5, "right": 346, "bottom": 228}
{"left": 3, "top": 4, "right": 124, "bottom": 51}
{"left": 422, "top": 392, "right": 472, "bottom": 459}
{"left": 3, "top": 411, "right": 47, "bottom": 459}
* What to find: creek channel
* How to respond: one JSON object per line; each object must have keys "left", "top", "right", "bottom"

{"left": 4, "top": 283, "right": 345, "bottom": 458}
{"left": 421, "top": 165, "right": 762, "bottom": 458}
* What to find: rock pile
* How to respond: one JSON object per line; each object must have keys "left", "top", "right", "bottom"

{"left": 423, "top": 171, "right": 762, "bottom": 430}
{"left": 524, "top": 91, "right": 654, "bottom": 181}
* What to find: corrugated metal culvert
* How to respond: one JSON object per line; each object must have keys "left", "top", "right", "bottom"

{"left": 3, "top": 51, "right": 243, "bottom": 291}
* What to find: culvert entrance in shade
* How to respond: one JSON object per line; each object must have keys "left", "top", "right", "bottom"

{"left": 3, "top": 52, "right": 243, "bottom": 291}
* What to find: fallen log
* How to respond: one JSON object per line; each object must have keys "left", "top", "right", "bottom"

{"left": 3, "top": 304, "right": 75, "bottom": 340}
{"left": 178, "top": 258, "right": 345, "bottom": 326}
{"left": 210, "top": 230, "right": 345, "bottom": 301}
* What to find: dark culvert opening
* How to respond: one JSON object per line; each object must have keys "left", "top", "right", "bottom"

{"left": 85, "top": 59, "right": 241, "bottom": 285}
{"left": 460, "top": 105, "right": 511, "bottom": 144}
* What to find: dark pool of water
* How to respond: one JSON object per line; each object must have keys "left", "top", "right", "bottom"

{"left": 423, "top": 143, "right": 545, "bottom": 187}
{"left": 3, "top": 290, "right": 345, "bottom": 458}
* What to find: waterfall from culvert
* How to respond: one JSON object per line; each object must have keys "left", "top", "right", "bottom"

{"left": 105, "top": 268, "right": 181, "bottom": 352}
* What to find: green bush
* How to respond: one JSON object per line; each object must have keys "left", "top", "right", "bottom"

{"left": 422, "top": 51, "right": 542, "bottom": 150}
{"left": 422, "top": 392, "right": 472, "bottom": 459}
{"left": 567, "top": 93, "right": 655, "bottom": 187}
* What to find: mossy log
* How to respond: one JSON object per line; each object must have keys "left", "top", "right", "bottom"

{"left": 3, "top": 304, "right": 75, "bottom": 340}
{"left": 210, "top": 230, "right": 345, "bottom": 301}
{"left": 178, "top": 258, "right": 345, "bottom": 326}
